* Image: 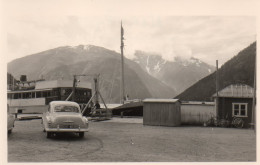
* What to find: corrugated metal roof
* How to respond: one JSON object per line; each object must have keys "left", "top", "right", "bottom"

{"left": 212, "top": 84, "right": 254, "bottom": 98}
{"left": 181, "top": 101, "right": 215, "bottom": 105}
{"left": 35, "top": 80, "right": 92, "bottom": 89}
{"left": 143, "top": 98, "right": 179, "bottom": 103}
{"left": 7, "top": 88, "right": 53, "bottom": 93}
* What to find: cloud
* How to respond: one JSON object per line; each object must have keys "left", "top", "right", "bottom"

{"left": 124, "top": 16, "right": 255, "bottom": 65}
{"left": 5, "top": 15, "right": 256, "bottom": 66}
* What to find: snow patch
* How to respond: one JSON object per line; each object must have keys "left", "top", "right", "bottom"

{"left": 154, "top": 61, "right": 161, "bottom": 73}
{"left": 190, "top": 57, "right": 202, "bottom": 67}
{"left": 146, "top": 66, "right": 150, "bottom": 74}
{"left": 146, "top": 55, "right": 150, "bottom": 66}
{"left": 68, "top": 45, "right": 93, "bottom": 51}
{"left": 146, "top": 56, "right": 151, "bottom": 74}
{"left": 162, "top": 60, "right": 167, "bottom": 65}
{"left": 68, "top": 46, "right": 78, "bottom": 49}
{"left": 83, "top": 45, "right": 93, "bottom": 51}
{"left": 190, "top": 58, "right": 196, "bottom": 64}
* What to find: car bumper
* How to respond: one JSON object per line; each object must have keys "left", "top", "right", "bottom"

{"left": 45, "top": 128, "right": 89, "bottom": 132}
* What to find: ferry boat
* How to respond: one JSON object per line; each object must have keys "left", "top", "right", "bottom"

{"left": 7, "top": 80, "right": 92, "bottom": 114}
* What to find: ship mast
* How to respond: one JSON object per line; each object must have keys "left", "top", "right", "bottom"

{"left": 120, "top": 21, "right": 125, "bottom": 104}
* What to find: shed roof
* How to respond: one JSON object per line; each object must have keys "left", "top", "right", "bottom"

{"left": 35, "top": 80, "right": 92, "bottom": 89}
{"left": 212, "top": 84, "right": 254, "bottom": 98}
{"left": 181, "top": 101, "right": 215, "bottom": 106}
{"left": 143, "top": 98, "right": 179, "bottom": 103}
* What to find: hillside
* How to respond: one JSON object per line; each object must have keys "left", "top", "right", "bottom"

{"left": 133, "top": 51, "right": 215, "bottom": 94}
{"left": 8, "top": 45, "right": 176, "bottom": 103}
{"left": 175, "top": 42, "right": 256, "bottom": 101}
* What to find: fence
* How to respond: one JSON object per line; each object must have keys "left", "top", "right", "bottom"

{"left": 181, "top": 102, "right": 215, "bottom": 125}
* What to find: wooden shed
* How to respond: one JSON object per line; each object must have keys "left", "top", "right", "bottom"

{"left": 143, "top": 99, "right": 181, "bottom": 126}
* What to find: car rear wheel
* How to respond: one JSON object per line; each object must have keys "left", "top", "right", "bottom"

{"left": 79, "top": 132, "right": 84, "bottom": 138}
{"left": 46, "top": 132, "right": 52, "bottom": 138}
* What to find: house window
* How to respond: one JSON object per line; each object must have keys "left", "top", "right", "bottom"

{"left": 232, "top": 103, "right": 248, "bottom": 117}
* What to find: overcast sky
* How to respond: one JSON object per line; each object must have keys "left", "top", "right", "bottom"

{"left": 3, "top": 0, "right": 257, "bottom": 66}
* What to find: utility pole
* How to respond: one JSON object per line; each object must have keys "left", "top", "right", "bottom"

{"left": 12, "top": 75, "right": 15, "bottom": 90}
{"left": 120, "top": 21, "right": 125, "bottom": 104}
{"left": 251, "top": 53, "right": 256, "bottom": 132}
{"left": 94, "top": 75, "right": 99, "bottom": 105}
{"left": 216, "top": 60, "right": 219, "bottom": 119}
{"left": 72, "top": 75, "right": 77, "bottom": 101}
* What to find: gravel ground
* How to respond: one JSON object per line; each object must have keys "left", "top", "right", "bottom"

{"left": 8, "top": 117, "right": 256, "bottom": 162}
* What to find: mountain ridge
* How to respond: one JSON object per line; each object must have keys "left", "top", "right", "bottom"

{"left": 175, "top": 42, "right": 256, "bottom": 101}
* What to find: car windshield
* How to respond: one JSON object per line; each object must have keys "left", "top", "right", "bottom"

{"left": 54, "top": 105, "right": 79, "bottom": 113}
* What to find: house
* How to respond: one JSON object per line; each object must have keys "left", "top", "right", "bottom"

{"left": 212, "top": 84, "right": 255, "bottom": 128}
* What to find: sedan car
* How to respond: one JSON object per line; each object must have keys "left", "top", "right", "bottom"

{"left": 42, "top": 101, "right": 89, "bottom": 138}
{"left": 8, "top": 104, "right": 15, "bottom": 133}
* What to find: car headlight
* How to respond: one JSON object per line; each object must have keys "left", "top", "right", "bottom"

{"left": 46, "top": 116, "right": 52, "bottom": 124}
{"left": 46, "top": 117, "right": 55, "bottom": 127}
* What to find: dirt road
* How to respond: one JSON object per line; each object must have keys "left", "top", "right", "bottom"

{"left": 8, "top": 117, "right": 256, "bottom": 162}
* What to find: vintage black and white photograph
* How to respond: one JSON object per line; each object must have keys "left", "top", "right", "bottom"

{"left": 2, "top": 0, "right": 257, "bottom": 163}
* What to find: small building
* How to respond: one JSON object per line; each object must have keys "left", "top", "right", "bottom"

{"left": 143, "top": 98, "right": 181, "bottom": 127}
{"left": 213, "top": 84, "right": 255, "bottom": 128}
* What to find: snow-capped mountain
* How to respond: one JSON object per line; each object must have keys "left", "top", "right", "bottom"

{"left": 133, "top": 51, "right": 167, "bottom": 75}
{"left": 133, "top": 50, "right": 215, "bottom": 95}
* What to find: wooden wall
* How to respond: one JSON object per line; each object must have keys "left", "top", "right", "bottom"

{"left": 143, "top": 102, "right": 181, "bottom": 126}
{"left": 217, "top": 97, "right": 253, "bottom": 128}
{"left": 181, "top": 104, "right": 215, "bottom": 125}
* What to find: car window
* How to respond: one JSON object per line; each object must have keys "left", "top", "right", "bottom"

{"left": 54, "top": 105, "right": 79, "bottom": 113}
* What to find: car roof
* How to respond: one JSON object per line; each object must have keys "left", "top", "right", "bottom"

{"left": 50, "top": 101, "right": 80, "bottom": 107}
